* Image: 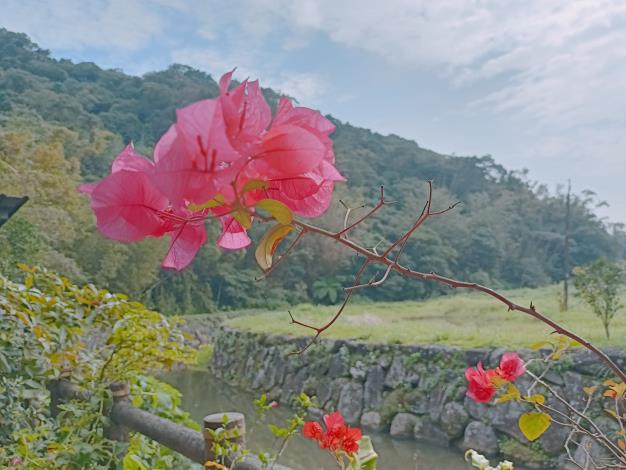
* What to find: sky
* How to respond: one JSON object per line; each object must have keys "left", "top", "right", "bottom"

{"left": 2, "top": 0, "right": 625, "bottom": 224}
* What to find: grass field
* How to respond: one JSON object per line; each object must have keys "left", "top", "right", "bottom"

{"left": 225, "top": 285, "right": 626, "bottom": 349}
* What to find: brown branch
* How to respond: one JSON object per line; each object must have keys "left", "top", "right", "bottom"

{"left": 336, "top": 186, "right": 386, "bottom": 238}
{"left": 264, "top": 182, "right": 626, "bottom": 384}
{"left": 296, "top": 231, "right": 626, "bottom": 383}
{"left": 287, "top": 260, "right": 369, "bottom": 355}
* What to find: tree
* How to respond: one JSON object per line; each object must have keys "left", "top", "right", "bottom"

{"left": 573, "top": 258, "right": 624, "bottom": 338}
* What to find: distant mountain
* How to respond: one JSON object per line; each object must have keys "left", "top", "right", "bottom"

{"left": 1, "top": 28, "right": 623, "bottom": 313}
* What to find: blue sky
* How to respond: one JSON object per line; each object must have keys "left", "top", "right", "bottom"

{"left": 3, "top": 0, "right": 626, "bottom": 224}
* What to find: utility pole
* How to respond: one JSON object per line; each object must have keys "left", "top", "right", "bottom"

{"left": 562, "top": 180, "right": 571, "bottom": 311}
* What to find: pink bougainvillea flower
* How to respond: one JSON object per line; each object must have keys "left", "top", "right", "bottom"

{"left": 219, "top": 70, "right": 271, "bottom": 153}
{"left": 153, "top": 99, "right": 242, "bottom": 205}
{"left": 87, "top": 170, "right": 169, "bottom": 242}
{"left": 465, "top": 362, "right": 498, "bottom": 403}
{"left": 161, "top": 221, "right": 207, "bottom": 271}
{"left": 273, "top": 96, "right": 336, "bottom": 136}
{"left": 261, "top": 162, "right": 345, "bottom": 217}
{"left": 111, "top": 143, "right": 154, "bottom": 174}
{"left": 303, "top": 411, "right": 362, "bottom": 455}
{"left": 216, "top": 215, "right": 252, "bottom": 250}
{"left": 496, "top": 352, "right": 526, "bottom": 382}
{"left": 254, "top": 124, "right": 327, "bottom": 177}
{"left": 80, "top": 70, "right": 344, "bottom": 271}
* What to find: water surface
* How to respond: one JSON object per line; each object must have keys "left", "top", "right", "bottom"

{"left": 166, "top": 369, "right": 482, "bottom": 470}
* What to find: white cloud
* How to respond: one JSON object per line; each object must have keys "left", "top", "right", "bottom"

{"left": 231, "top": 0, "right": 626, "bottom": 221}
{"left": 1, "top": 0, "right": 164, "bottom": 51}
{"left": 171, "top": 46, "right": 327, "bottom": 103}
{"left": 246, "top": 0, "right": 626, "bottom": 127}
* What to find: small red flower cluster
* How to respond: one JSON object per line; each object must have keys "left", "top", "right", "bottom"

{"left": 303, "top": 411, "right": 362, "bottom": 454}
{"left": 465, "top": 352, "right": 526, "bottom": 403}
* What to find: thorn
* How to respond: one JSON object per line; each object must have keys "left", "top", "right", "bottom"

{"left": 288, "top": 311, "right": 295, "bottom": 324}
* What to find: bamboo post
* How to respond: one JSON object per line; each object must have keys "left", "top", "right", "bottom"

{"left": 203, "top": 411, "right": 246, "bottom": 463}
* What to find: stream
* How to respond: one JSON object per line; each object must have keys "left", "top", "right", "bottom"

{"left": 165, "top": 368, "right": 484, "bottom": 470}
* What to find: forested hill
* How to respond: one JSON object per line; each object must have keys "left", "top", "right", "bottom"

{"left": 1, "top": 28, "right": 624, "bottom": 313}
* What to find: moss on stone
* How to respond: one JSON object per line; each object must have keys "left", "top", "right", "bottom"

{"left": 499, "top": 436, "right": 553, "bottom": 468}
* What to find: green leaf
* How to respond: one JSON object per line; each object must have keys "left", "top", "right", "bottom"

{"left": 242, "top": 179, "right": 269, "bottom": 194}
{"left": 268, "top": 424, "right": 289, "bottom": 438}
{"left": 255, "top": 224, "right": 294, "bottom": 271}
{"left": 353, "top": 436, "right": 378, "bottom": 470}
{"left": 187, "top": 194, "right": 225, "bottom": 211}
{"left": 123, "top": 453, "right": 149, "bottom": 470}
{"left": 518, "top": 412, "right": 551, "bottom": 441}
{"left": 233, "top": 210, "right": 252, "bottom": 229}
{"left": 255, "top": 199, "right": 293, "bottom": 225}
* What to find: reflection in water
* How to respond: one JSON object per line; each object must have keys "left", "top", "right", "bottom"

{"left": 165, "top": 369, "right": 476, "bottom": 470}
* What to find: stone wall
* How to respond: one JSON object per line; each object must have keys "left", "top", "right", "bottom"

{"left": 210, "top": 327, "right": 625, "bottom": 469}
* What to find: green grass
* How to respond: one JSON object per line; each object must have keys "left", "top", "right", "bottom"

{"left": 225, "top": 285, "right": 626, "bottom": 349}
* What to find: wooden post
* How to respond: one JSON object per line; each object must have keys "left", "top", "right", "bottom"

{"left": 203, "top": 412, "right": 246, "bottom": 463}
{"left": 106, "top": 381, "right": 131, "bottom": 443}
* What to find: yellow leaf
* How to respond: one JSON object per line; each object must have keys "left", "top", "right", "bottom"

{"left": 618, "top": 440, "right": 626, "bottom": 451}
{"left": 519, "top": 412, "right": 552, "bottom": 442}
{"left": 583, "top": 386, "right": 597, "bottom": 396}
{"left": 49, "top": 352, "right": 62, "bottom": 366}
{"left": 491, "top": 375, "right": 509, "bottom": 388}
{"left": 255, "top": 224, "right": 294, "bottom": 271}
{"left": 255, "top": 199, "right": 293, "bottom": 225}
{"left": 497, "top": 383, "right": 521, "bottom": 404}
{"left": 187, "top": 194, "right": 226, "bottom": 211}
{"left": 233, "top": 210, "right": 252, "bottom": 230}
{"left": 551, "top": 349, "right": 563, "bottom": 361}
{"left": 530, "top": 340, "right": 551, "bottom": 351}
{"left": 524, "top": 394, "right": 546, "bottom": 405}
{"left": 242, "top": 179, "right": 269, "bottom": 193}
{"left": 16, "top": 263, "right": 35, "bottom": 273}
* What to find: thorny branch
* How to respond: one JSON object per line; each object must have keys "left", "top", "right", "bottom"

{"left": 248, "top": 180, "right": 626, "bottom": 464}
{"left": 267, "top": 182, "right": 626, "bottom": 385}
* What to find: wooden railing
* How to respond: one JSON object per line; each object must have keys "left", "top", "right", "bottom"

{"left": 48, "top": 379, "right": 291, "bottom": 470}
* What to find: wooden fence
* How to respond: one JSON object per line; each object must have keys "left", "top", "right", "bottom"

{"left": 48, "top": 379, "right": 292, "bottom": 470}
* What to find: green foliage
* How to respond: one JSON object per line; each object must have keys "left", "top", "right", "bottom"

{"left": 313, "top": 278, "right": 344, "bottom": 304}
{"left": 0, "top": 27, "right": 624, "bottom": 313}
{"left": 254, "top": 392, "right": 313, "bottom": 468}
{"left": 226, "top": 285, "right": 626, "bottom": 348}
{"left": 0, "top": 265, "right": 198, "bottom": 469}
{"left": 498, "top": 436, "right": 551, "bottom": 467}
{"left": 573, "top": 258, "right": 624, "bottom": 338}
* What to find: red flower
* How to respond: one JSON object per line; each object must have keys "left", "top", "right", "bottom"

{"left": 303, "top": 421, "right": 323, "bottom": 440}
{"left": 496, "top": 352, "right": 526, "bottom": 382}
{"left": 465, "top": 362, "right": 498, "bottom": 403}
{"left": 302, "top": 411, "right": 362, "bottom": 455}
